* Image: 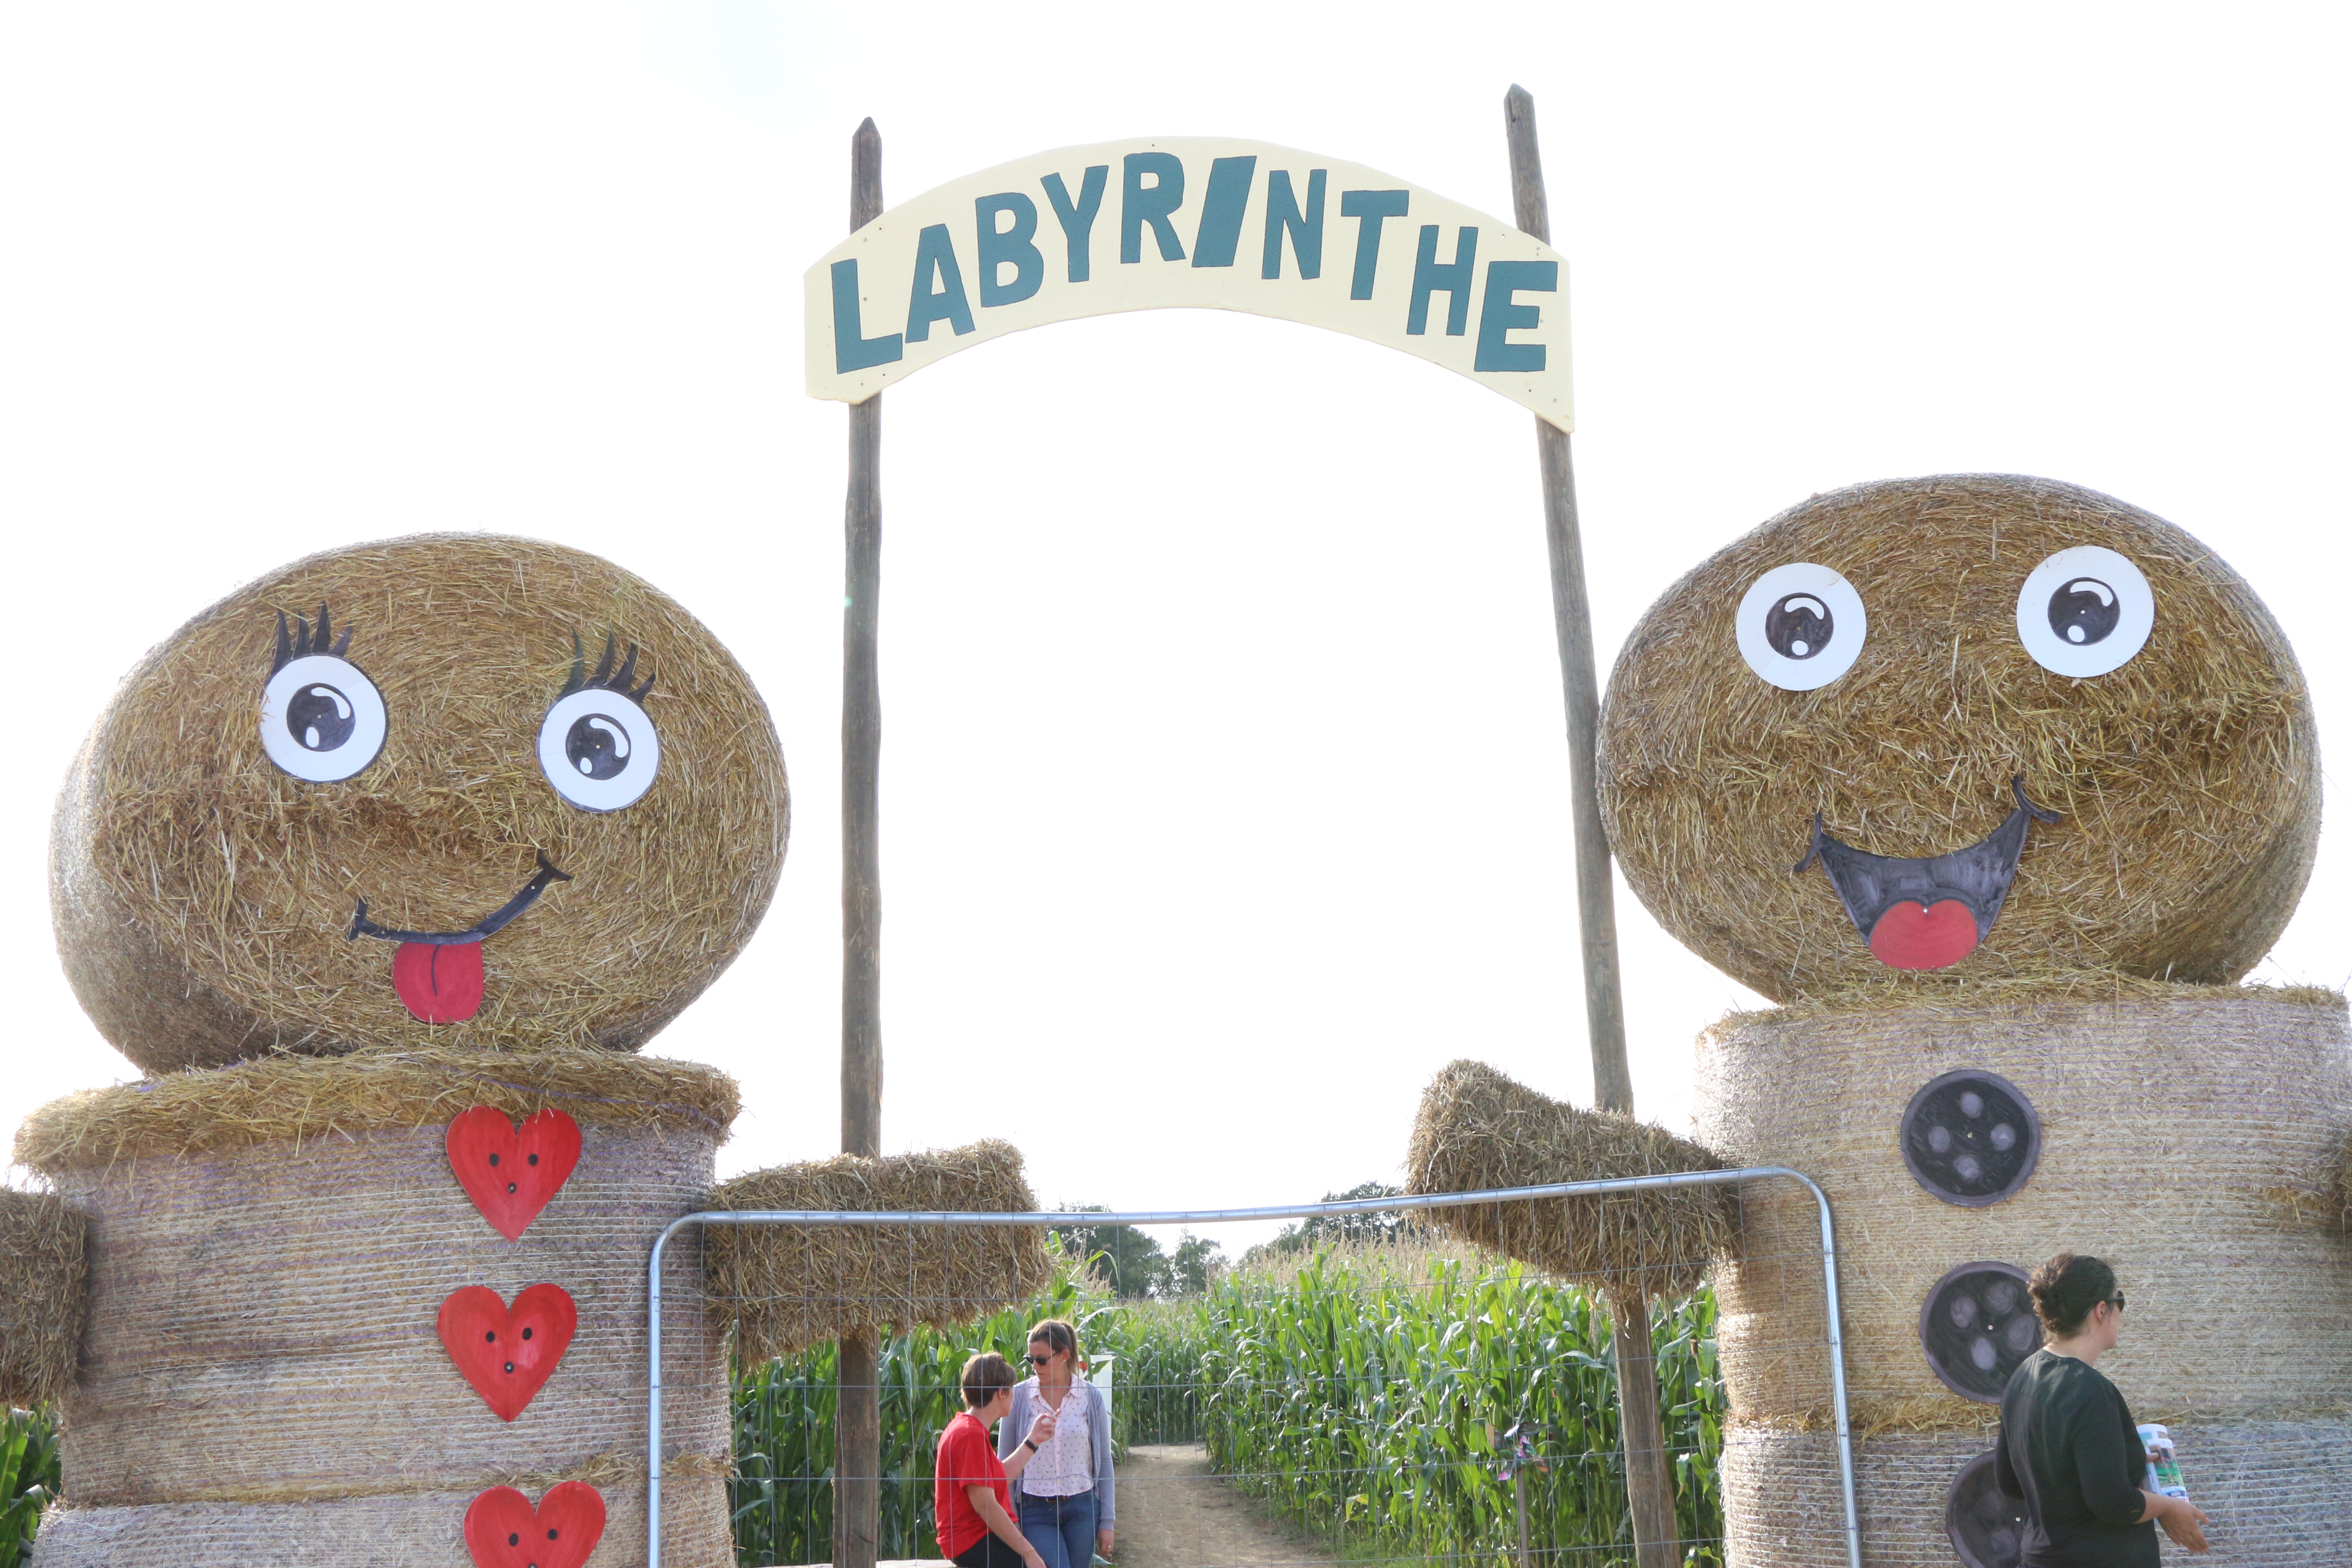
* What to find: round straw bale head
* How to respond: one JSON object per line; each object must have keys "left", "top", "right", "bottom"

{"left": 1404, "top": 1059, "right": 1736, "bottom": 1301}
{"left": 1599, "top": 475, "right": 2317, "bottom": 1002}
{"left": 1694, "top": 988, "right": 2352, "bottom": 1427}
{"left": 51, "top": 534, "right": 788, "bottom": 1074}
{"left": 15, "top": 1050, "right": 741, "bottom": 1567}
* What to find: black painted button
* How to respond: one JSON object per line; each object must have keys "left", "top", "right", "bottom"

{"left": 488, "top": 1152, "right": 500, "bottom": 1167}
{"left": 1946, "top": 1449, "right": 2027, "bottom": 1567}
{"left": 507, "top": 1181, "right": 518, "bottom": 1194}
{"left": 528, "top": 1152, "right": 540, "bottom": 1166}
{"left": 522, "top": 1326, "right": 533, "bottom": 1341}
{"left": 1920, "top": 1262, "right": 2042, "bottom": 1403}
{"left": 1900, "top": 1070, "right": 2041, "bottom": 1207}
{"left": 503, "top": 1361, "right": 515, "bottom": 1374}
{"left": 484, "top": 1330, "right": 496, "bottom": 1343}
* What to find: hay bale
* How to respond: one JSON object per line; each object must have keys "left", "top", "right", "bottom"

{"left": 1598, "top": 475, "right": 2318, "bottom": 1003}
{"left": 39, "top": 1095, "right": 735, "bottom": 1564}
{"left": 706, "top": 1140, "right": 1051, "bottom": 1362}
{"left": 1403, "top": 1060, "right": 1737, "bottom": 1301}
{"left": 0, "top": 1188, "right": 87, "bottom": 1406}
{"left": 51, "top": 533, "right": 790, "bottom": 1075}
{"left": 1697, "top": 989, "right": 2352, "bottom": 1424}
{"left": 12, "top": 1047, "right": 739, "bottom": 1174}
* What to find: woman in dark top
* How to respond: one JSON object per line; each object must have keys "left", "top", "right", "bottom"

{"left": 1996, "top": 1253, "right": 2208, "bottom": 1565}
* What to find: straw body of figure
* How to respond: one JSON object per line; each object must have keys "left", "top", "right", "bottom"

{"left": 52, "top": 533, "right": 790, "bottom": 1074}
{"left": 0, "top": 1189, "right": 86, "bottom": 1409}
{"left": 1599, "top": 474, "right": 2316, "bottom": 1003}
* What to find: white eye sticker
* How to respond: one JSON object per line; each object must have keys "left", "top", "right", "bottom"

{"left": 538, "top": 686, "right": 661, "bottom": 812}
{"left": 260, "top": 652, "right": 388, "bottom": 781}
{"left": 2015, "top": 545, "right": 2152, "bottom": 677}
{"left": 1736, "top": 563, "right": 1868, "bottom": 691}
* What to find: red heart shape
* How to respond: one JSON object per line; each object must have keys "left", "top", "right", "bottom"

{"left": 447, "top": 1107, "right": 582, "bottom": 1240}
{"left": 463, "top": 1481, "right": 606, "bottom": 1568}
{"left": 437, "top": 1283, "right": 577, "bottom": 1421}
{"left": 1868, "top": 898, "right": 1982, "bottom": 970}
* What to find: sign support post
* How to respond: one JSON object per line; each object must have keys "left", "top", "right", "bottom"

{"left": 1502, "top": 84, "right": 1673, "bottom": 1568}
{"left": 836, "top": 113, "right": 885, "bottom": 1568}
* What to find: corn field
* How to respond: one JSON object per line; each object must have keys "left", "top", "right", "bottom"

{"left": 1, "top": 1406, "right": 61, "bottom": 1568}
{"left": 730, "top": 1240, "right": 1725, "bottom": 1567}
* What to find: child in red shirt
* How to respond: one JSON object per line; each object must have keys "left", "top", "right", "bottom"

{"left": 937, "top": 1351, "right": 1059, "bottom": 1568}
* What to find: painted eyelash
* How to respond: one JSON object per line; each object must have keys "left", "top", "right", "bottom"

{"left": 272, "top": 603, "right": 355, "bottom": 674}
{"left": 561, "top": 631, "right": 656, "bottom": 703}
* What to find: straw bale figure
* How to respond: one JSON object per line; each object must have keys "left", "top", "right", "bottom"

{"left": 1598, "top": 476, "right": 2352, "bottom": 1567}
{"left": 9, "top": 536, "right": 1045, "bottom": 1568}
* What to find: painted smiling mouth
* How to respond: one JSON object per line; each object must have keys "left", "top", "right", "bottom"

{"left": 347, "top": 851, "right": 573, "bottom": 1023}
{"left": 1793, "top": 778, "right": 2060, "bottom": 971}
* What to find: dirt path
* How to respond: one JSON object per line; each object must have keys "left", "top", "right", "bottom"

{"left": 1111, "top": 1443, "right": 1337, "bottom": 1568}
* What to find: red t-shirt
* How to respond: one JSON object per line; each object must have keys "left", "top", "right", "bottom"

{"left": 934, "top": 1410, "right": 1009, "bottom": 1559}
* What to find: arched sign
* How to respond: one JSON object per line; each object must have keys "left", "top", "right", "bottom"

{"left": 805, "top": 137, "right": 1574, "bottom": 430}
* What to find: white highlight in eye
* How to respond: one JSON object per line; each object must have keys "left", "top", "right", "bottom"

{"left": 2016, "top": 545, "right": 2153, "bottom": 677}
{"left": 259, "top": 655, "right": 387, "bottom": 782}
{"left": 1736, "top": 562, "right": 1868, "bottom": 691}
{"left": 537, "top": 687, "right": 661, "bottom": 812}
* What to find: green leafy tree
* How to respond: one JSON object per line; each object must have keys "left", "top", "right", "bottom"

{"left": 1049, "top": 1206, "right": 1167, "bottom": 1298}
{"left": 1243, "top": 1181, "right": 1411, "bottom": 1262}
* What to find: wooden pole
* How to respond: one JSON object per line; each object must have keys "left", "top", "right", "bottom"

{"left": 1503, "top": 83, "right": 1632, "bottom": 1121}
{"left": 1504, "top": 84, "right": 1675, "bottom": 1568}
{"left": 836, "top": 113, "right": 884, "bottom": 1568}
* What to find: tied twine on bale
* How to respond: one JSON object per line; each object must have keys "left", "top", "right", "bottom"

{"left": 1404, "top": 1060, "right": 1739, "bottom": 1304}
{"left": 0, "top": 1189, "right": 86, "bottom": 1406}
{"left": 706, "top": 1140, "right": 1052, "bottom": 1364}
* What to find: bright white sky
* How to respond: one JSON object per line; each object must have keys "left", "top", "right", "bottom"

{"left": 3, "top": 5, "right": 2345, "bottom": 1257}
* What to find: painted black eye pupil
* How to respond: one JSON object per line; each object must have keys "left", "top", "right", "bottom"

{"left": 508, "top": 1533, "right": 520, "bottom": 1547}
{"left": 527, "top": 1153, "right": 539, "bottom": 1166}
{"left": 522, "top": 1326, "right": 533, "bottom": 1339}
{"left": 286, "top": 683, "right": 356, "bottom": 751}
{"left": 488, "top": 1153, "right": 499, "bottom": 1167}
{"left": 2048, "top": 577, "right": 2120, "bottom": 646}
{"left": 564, "top": 713, "right": 632, "bottom": 781}
{"left": 1764, "top": 594, "right": 1834, "bottom": 660}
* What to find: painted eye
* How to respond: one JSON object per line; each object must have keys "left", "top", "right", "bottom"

{"left": 2015, "top": 545, "right": 2152, "bottom": 677}
{"left": 1736, "top": 563, "right": 1868, "bottom": 690}
{"left": 259, "top": 655, "right": 387, "bottom": 781}
{"left": 537, "top": 687, "right": 661, "bottom": 811}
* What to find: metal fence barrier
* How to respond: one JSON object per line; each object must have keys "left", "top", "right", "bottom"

{"left": 647, "top": 1169, "right": 1860, "bottom": 1568}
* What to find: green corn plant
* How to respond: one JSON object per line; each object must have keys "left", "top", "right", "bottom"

{"left": 2, "top": 1406, "right": 62, "bottom": 1568}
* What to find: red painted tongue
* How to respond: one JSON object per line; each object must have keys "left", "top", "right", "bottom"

{"left": 1868, "top": 900, "right": 1981, "bottom": 970}
{"left": 392, "top": 941, "right": 485, "bottom": 1023}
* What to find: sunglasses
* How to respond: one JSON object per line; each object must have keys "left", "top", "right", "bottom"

{"left": 1028, "top": 1353, "right": 1057, "bottom": 1366}
{"left": 2107, "top": 1294, "right": 2126, "bottom": 1311}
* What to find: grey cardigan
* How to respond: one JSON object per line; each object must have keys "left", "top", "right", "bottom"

{"left": 995, "top": 1378, "right": 1115, "bottom": 1525}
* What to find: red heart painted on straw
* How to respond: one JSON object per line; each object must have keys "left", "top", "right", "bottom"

{"left": 437, "top": 1283, "right": 578, "bottom": 1421}
{"left": 447, "top": 1107, "right": 581, "bottom": 1240}
{"left": 463, "top": 1481, "right": 605, "bottom": 1568}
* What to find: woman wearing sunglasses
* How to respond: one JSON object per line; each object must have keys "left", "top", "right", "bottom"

{"left": 998, "top": 1318, "right": 1116, "bottom": 1568}
{"left": 1996, "top": 1254, "right": 2209, "bottom": 1563}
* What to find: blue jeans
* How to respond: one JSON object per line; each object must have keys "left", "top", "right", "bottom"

{"left": 1017, "top": 1488, "right": 1096, "bottom": 1568}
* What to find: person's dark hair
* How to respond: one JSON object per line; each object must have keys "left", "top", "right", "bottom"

{"left": 962, "top": 1351, "right": 1016, "bottom": 1409}
{"left": 1028, "top": 1317, "right": 1080, "bottom": 1367}
{"left": 2028, "top": 1253, "right": 2119, "bottom": 1338}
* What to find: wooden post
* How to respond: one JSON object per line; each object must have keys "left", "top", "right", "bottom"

{"left": 836, "top": 113, "right": 885, "bottom": 1568}
{"left": 1503, "top": 83, "right": 1632, "bottom": 1121}
{"left": 1505, "top": 84, "right": 1675, "bottom": 1568}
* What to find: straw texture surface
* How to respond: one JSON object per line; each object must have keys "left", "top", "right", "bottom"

{"left": 1599, "top": 475, "right": 2318, "bottom": 1002}
{"left": 1403, "top": 1060, "right": 1738, "bottom": 1301}
{"left": 0, "top": 1188, "right": 86, "bottom": 1406}
{"left": 47, "top": 1121, "right": 729, "bottom": 1516}
{"left": 51, "top": 533, "right": 789, "bottom": 1074}
{"left": 1695, "top": 990, "right": 2352, "bottom": 1424}
{"left": 1722, "top": 1419, "right": 2352, "bottom": 1568}
{"left": 707, "top": 1141, "right": 1050, "bottom": 1363}
{"left": 26, "top": 1475, "right": 733, "bottom": 1568}
{"left": 13, "top": 1047, "right": 738, "bottom": 1174}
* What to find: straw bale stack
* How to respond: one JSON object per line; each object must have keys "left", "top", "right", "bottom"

{"left": 1403, "top": 1060, "right": 1737, "bottom": 1302}
{"left": 1697, "top": 987, "right": 2352, "bottom": 1567}
{"left": 707, "top": 1141, "right": 1051, "bottom": 1363}
{"left": 1598, "top": 475, "right": 2317, "bottom": 1002}
{"left": 0, "top": 1188, "right": 86, "bottom": 1408}
{"left": 18, "top": 1051, "right": 743, "bottom": 1567}
{"left": 51, "top": 533, "right": 789, "bottom": 1075}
